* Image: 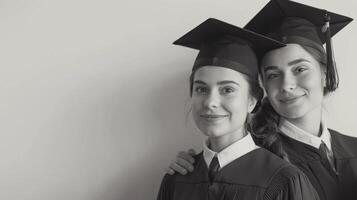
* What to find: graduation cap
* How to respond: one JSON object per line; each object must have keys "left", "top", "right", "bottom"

{"left": 174, "top": 18, "right": 285, "bottom": 79}
{"left": 245, "top": 0, "right": 353, "bottom": 44}
{"left": 244, "top": 0, "right": 353, "bottom": 91}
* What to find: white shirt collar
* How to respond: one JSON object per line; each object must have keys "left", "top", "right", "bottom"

{"left": 279, "top": 118, "right": 332, "bottom": 151}
{"left": 203, "top": 133, "right": 259, "bottom": 168}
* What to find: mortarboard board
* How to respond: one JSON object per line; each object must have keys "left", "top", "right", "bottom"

{"left": 244, "top": 0, "right": 353, "bottom": 45}
{"left": 173, "top": 18, "right": 285, "bottom": 79}
{"left": 244, "top": 0, "right": 353, "bottom": 91}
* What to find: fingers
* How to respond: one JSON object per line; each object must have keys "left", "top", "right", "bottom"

{"left": 166, "top": 149, "right": 197, "bottom": 175}
{"left": 176, "top": 157, "right": 194, "bottom": 172}
{"left": 178, "top": 151, "right": 195, "bottom": 164}
{"left": 166, "top": 167, "right": 175, "bottom": 175}
{"left": 169, "top": 162, "right": 188, "bottom": 175}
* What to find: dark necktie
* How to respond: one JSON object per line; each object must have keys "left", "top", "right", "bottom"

{"left": 319, "top": 141, "right": 337, "bottom": 174}
{"left": 208, "top": 156, "right": 220, "bottom": 182}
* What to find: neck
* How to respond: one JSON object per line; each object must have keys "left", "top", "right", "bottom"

{"left": 209, "top": 128, "right": 246, "bottom": 152}
{"left": 285, "top": 105, "right": 323, "bottom": 137}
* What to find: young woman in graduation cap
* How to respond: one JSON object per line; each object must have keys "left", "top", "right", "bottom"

{"left": 166, "top": 1, "right": 357, "bottom": 200}
{"left": 157, "top": 18, "right": 319, "bottom": 200}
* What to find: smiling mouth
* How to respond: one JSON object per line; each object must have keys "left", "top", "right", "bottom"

{"left": 200, "top": 114, "right": 229, "bottom": 122}
{"left": 279, "top": 95, "right": 305, "bottom": 104}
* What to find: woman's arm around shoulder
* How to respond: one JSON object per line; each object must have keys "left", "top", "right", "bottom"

{"left": 166, "top": 149, "right": 196, "bottom": 175}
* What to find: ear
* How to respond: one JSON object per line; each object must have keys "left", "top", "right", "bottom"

{"left": 247, "top": 96, "right": 258, "bottom": 113}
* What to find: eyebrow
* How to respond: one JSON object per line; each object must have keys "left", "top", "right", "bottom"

{"left": 263, "top": 58, "right": 311, "bottom": 72}
{"left": 263, "top": 66, "right": 278, "bottom": 72}
{"left": 288, "top": 58, "right": 311, "bottom": 66}
{"left": 193, "top": 80, "right": 240, "bottom": 86}
{"left": 217, "top": 80, "right": 240, "bottom": 86}
{"left": 193, "top": 80, "right": 206, "bottom": 85}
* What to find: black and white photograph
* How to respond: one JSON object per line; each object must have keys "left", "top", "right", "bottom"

{"left": 1, "top": 0, "right": 357, "bottom": 199}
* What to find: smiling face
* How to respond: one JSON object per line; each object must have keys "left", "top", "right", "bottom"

{"left": 260, "top": 44, "right": 325, "bottom": 120}
{"left": 191, "top": 66, "right": 257, "bottom": 141}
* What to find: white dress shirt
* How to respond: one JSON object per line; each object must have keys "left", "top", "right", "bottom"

{"left": 203, "top": 133, "right": 259, "bottom": 169}
{"left": 279, "top": 118, "right": 332, "bottom": 152}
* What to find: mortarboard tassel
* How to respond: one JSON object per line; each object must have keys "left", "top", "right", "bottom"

{"left": 322, "top": 11, "right": 339, "bottom": 91}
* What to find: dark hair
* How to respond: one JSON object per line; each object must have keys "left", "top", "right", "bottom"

{"left": 189, "top": 69, "right": 264, "bottom": 133}
{"left": 251, "top": 98, "right": 290, "bottom": 161}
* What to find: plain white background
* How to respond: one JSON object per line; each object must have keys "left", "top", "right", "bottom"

{"left": 0, "top": 0, "right": 356, "bottom": 199}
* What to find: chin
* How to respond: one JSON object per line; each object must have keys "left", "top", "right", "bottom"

{"left": 281, "top": 111, "right": 304, "bottom": 119}
{"left": 201, "top": 129, "right": 224, "bottom": 138}
{"left": 199, "top": 126, "right": 228, "bottom": 138}
{"left": 278, "top": 107, "right": 309, "bottom": 120}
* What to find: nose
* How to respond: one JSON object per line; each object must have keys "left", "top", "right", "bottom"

{"left": 203, "top": 91, "right": 220, "bottom": 109}
{"left": 281, "top": 74, "right": 296, "bottom": 92}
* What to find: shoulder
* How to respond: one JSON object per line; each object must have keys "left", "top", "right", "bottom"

{"left": 329, "top": 129, "right": 357, "bottom": 143}
{"left": 268, "top": 164, "right": 305, "bottom": 184}
{"left": 165, "top": 152, "right": 207, "bottom": 183}
{"left": 249, "top": 148, "right": 290, "bottom": 170}
{"left": 156, "top": 152, "right": 206, "bottom": 200}
{"left": 264, "top": 165, "right": 319, "bottom": 200}
{"left": 159, "top": 172, "right": 176, "bottom": 188}
{"left": 157, "top": 173, "right": 175, "bottom": 200}
{"left": 245, "top": 149, "right": 318, "bottom": 198}
{"left": 329, "top": 129, "right": 357, "bottom": 157}
{"left": 225, "top": 148, "right": 292, "bottom": 187}
{"left": 255, "top": 149, "right": 297, "bottom": 185}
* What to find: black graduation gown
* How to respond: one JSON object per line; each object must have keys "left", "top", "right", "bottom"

{"left": 279, "top": 129, "right": 357, "bottom": 200}
{"left": 157, "top": 148, "right": 319, "bottom": 200}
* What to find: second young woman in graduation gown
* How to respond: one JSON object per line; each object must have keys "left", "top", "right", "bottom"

{"left": 254, "top": 99, "right": 357, "bottom": 200}
{"left": 245, "top": 0, "right": 357, "bottom": 199}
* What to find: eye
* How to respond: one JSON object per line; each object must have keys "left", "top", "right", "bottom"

{"left": 194, "top": 86, "right": 208, "bottom": 95}
{"left": 220, "top": 86, "right": 235, "bottom": 95}
{"left": 266, "top": 73, "right": 280, "bottom": 80}
{"left": 295, "top": 66, "right": 308, "bottom": 73}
